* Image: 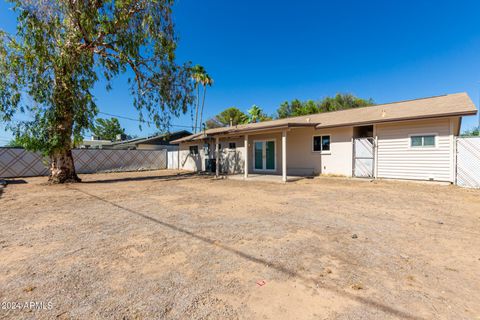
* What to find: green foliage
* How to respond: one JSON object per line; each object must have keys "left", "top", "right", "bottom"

{"left": 191, "top": 65, "right": 213, "bottom": 133}
{"left": 92, "top": 117, "right": 125, "bottom": 141}
{"left": 276, "top": 93, "right": 374, "bottom": 119}
{"left": 0, "top": 0, "right": 194, "bottom": 157}
{"left": 7, "top": 135, "right": 25, "bottom": 148}
{"left": 461, "top": 126, "right": 480, "bottom": 136}
{"left": 205, "top": 107, "right": 248, "bottom": 129}
{"left": 247, "top": 105, "right": 271, "bottom": 123}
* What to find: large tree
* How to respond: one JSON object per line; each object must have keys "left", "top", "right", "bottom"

{"left": 0, "top": 0, "right": 194, "bottom": 183}
{"left": 205, "top": 107, "right": 248, "bottom": 129}
{"left": 191, "top": 65, "right": 212, "bottom": 133}
{"left": 198, "top": 71, "right": 213, "bottom": 132}
{"left": 276, "top": 93, "right": 374, "bottom": 119}
{"left": 318, "top": 93, "right": 374, "bottom": 112}
{"left": 92, "top": 117, "right": 124, "bottom": 141}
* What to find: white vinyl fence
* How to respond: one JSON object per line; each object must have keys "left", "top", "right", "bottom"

{"left": 167, "top": 150, "right": 179, "bottom": 169}
{"left": 0, "top": 148, "right": 167, "bottom": 178}
{"left": 456, "top": 137, "right": 480, "bottom": 189}
{"left": 353, "top": 138, "right": 375, "bottom": 178}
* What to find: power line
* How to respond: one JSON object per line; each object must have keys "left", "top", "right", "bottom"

{"left": 98, "top": 111, "right": 192, "bottom": 129}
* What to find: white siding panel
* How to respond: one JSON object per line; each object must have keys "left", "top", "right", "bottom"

{"left": 376, "top": 118, "right": 453, "bottom": 182}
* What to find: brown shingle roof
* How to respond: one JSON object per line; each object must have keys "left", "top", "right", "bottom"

{"left": 172, "top": 93, "right": 477, "bottom": 143}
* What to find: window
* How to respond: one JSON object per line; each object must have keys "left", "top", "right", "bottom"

{"left": 321, "top": 136, "right": 330, "bottom": 151}
{"left": 229, "top": 142, "right": 236, "bottom": 149}
{"left": 313, "top": 135, "right": 331, "bottom": 152}
{"left": 410, "top": 135, "right": 436, "bottom": 148}
{"left": 189, "top": 145, "right": 199, "bottom": 155}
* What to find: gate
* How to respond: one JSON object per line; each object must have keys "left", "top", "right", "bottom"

{"left": 456, "top": 137, "right": 480, "bottom": 188}
{"left": 167, "top": 150, "right": 179, "bottom": 169}
{"left": 353, "top": 137, "right": 375, "bottom": 178}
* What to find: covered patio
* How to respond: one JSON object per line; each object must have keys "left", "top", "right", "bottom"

{"left": 211, "top": 123, "right": 318, "bottom": 183}
{"left": 226, "top": 173, "right": 306, "bottom": 183}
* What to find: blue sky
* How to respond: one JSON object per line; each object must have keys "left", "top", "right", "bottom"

{"left": 1, "top": 0, "right": 479, "bottom": 145}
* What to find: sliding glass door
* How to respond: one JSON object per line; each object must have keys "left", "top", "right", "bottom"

{"left": 253, "top": 140, "right": 276, "bottom": 171}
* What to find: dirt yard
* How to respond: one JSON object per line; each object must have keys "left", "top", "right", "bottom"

{"left": 1, "top": 170, "right": 479, "bottom": 320}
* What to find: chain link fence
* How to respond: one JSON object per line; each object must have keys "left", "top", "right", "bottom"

{"left": 0, "top": 148, "right": 167, "bottom": 178}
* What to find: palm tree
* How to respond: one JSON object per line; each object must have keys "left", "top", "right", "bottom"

{"left": 199, "top": 72, "right": 213, "bottom": 132}
{"left": 248, "top": 105, "right": 262, "bottom": 123}
{"left": 191, "top": 65, "right": 206, "bottom": 133}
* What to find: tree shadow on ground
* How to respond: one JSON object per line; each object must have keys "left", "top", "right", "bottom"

{"left": 71, "top": 186, "right": 424, "bottom": 320}
{"left": 81, "top": 172, "right": 201, "bottom": 184}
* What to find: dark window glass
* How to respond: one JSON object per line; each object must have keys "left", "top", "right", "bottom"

{"left": 423, "top": 135, "right": 435, "bottom": 147}
{"left": 266, "top": 141, "right": 275, "bottom": 170}
{"left": 189, "top": 146, "right": 199, "bottom": 155}
{"left": 313, "top": 136, "right": 322, "bottom": 151}
{"left": 411, "top": 136, "right": 422, "bottom": 147}
{"left": 229, "top": 142, "right": 236, "bottom": 149}
{"left": 322, "top": 136, "right": 330, "bottom": 151}
{"left": 411, "top": 135, "right": 436, "bottom": 147}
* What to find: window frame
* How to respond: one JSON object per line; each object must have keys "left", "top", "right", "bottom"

{"left": 189, "top": 145, "right": 199, "bottom": 155}
{"left": 408, "top": 133, "right": 438, "bottom": 149}
{"left": 312, "top": 134, "right": 331, "bottom": 154}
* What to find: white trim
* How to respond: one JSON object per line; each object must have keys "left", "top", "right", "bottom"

{"left": 282, "top": 130, "right": 287, "bottom": 182}
{"left": 252, "top": 139, "right": 276, "bottom": 172}
{"left": 312, "top": 134, "right": 331, "bottom": 154}
{"left": 408, "top": 133, "right": 438, "bottom": 149}
{"left": 215, "top": 137, "right": 219, "bottom": 177}
{"left": 244, "top": 135, "right": 249, "bottom": 178}
{"left": 373, "top": 124, "right": 378, "bottom": 179}
{"left": 449, "top": 118, "right": 455, "bottom": 183}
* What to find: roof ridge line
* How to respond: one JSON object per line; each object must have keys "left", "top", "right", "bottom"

{"left": 216, "top": 93, "right": 464, "bottom": 130}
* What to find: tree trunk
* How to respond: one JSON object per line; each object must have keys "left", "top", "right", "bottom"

{"left": 49, "top": 149, "right": 81, "bottom": 183}
{"left": 194, "top": 85, "right": 200, "bottom": 133}
{"left": 199, "top": 85, "right": 207, "bottom": 132}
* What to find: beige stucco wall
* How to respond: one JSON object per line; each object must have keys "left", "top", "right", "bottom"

{"left": 178, "top": 138, "right": 246, "bottom": 174}
{"left": 218, "top": 138, "right": 246, "bottom": 174}
{"left": 375, "top": 117, "right": 457, "bottom": 182}
{"left": 179, "top": 141, "right": 205, "bottom": 172}
{"left": 285, "top": 126, "right": 353, "bottom": 176}
{"left": 247, "top": 132, "right": 283, "bottom": 175}
{"left": 178, "top": 127, "right": 354, "bottom": 177}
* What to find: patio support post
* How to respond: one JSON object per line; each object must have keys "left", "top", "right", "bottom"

{"left": 244, "top": 134, "right": 249, "bottom": 179}
{"left": 282, "top": 130, "right": 287, "bottom": 182}
{"left": 215, "top": 136, "right": 220, "bottom": 178}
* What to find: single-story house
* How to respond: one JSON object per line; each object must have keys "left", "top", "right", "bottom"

{"left": 80, "top": 130, "right": 191, "bottom": 150}
{"left": 172, "top": 93, "right": 477, "bottom": 183}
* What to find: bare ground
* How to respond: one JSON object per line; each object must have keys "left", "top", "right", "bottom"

{"left": 0, "top": 170, "right": 479, "bottom": 320}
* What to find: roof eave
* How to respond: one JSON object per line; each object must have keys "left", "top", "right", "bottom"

{"left": 314, "top": 110, "right": 478, "bottom": 129}
{"left": 211, "top": 122, "right": 318, "bottom": 136}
